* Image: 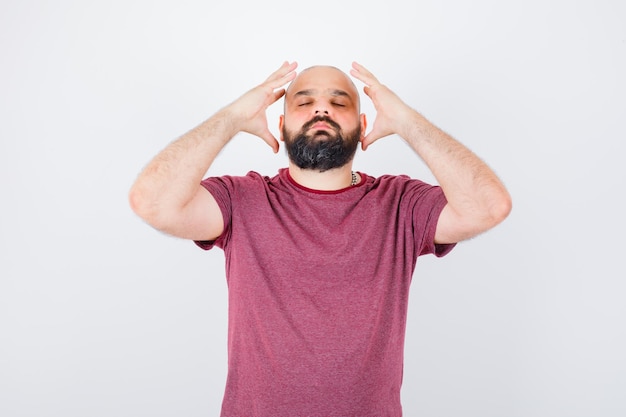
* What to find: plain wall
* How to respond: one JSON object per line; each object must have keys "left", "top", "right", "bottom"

{"left": 1, "top": 0, "right": 624, "bottom": 416}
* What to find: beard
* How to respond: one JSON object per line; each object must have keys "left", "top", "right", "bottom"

{"left": 282, "top": 115, "right": 361, "bottom": 172}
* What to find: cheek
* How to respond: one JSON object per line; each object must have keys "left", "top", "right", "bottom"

{"left": 336, "top": 115, "right": 359, "bottom": 131}
{"left": 283, "top": 113, "right": 308, "bottom": 130}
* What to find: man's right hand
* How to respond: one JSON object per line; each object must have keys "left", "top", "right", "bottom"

{"left": 225, "top": 61, "right": 298, "bottom": 153}
{"left": 129, "top": 61, "right": 298, "bottom": 241}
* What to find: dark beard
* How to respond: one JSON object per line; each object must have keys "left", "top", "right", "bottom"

{"left": 283, "top": 116, "right": 361, "bottom": 172}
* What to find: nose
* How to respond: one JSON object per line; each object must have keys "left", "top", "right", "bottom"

{"left": 314, "top": 102, "right": 330, "bottom": 115}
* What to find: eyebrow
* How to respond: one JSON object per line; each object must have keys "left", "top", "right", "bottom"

{"left": 293, "top": 89, "right": 351, "bottom": 99}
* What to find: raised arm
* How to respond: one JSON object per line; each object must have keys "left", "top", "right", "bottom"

{"left": 350, "top": 62, "right": 512, "bottom": 244}
{"left": 128, "top": 61, "right": 298, "bottom": 240}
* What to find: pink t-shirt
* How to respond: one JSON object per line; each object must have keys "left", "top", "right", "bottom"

{"left": 196, "top": 168, "right": 455, "bottom": 417}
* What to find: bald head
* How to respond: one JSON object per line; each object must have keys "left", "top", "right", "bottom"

{"left": 280, "top": 65, "right": 364, "bottom": 172}
{"left": 285, "top": 65, "right": 360, "bottom": 111}
{"left": 279, "top": 64, "right": 366, "bottom": 160}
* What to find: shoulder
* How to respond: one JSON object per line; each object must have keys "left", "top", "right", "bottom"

{"left": 365, "top": 173, "right": 436, "bottom": 194}
{"left": 200, "top": 170, "right": 277, "bottom": 191}
{"left": 362, "top": 174, "right": 446, "bottom": 213}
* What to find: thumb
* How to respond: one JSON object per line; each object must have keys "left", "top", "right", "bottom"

{"left": 258, "top": 129, "right": 280, "bottom": 153}
{"left": 361, "top": 125, "right": 386, "bottom": 151}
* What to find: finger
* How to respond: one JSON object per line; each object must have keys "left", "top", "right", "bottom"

{"left": 265, "top": 61, "right": 298, "bottom": 88}
{"left": 351, "top": 61, "right": 369, "bottom": 75}
{"left": 358, "top": 85, "right": 376, "bottom": 108}
{"left": 349, "top": 67, "right": 367, "bottom": 85}
{"left": 350, "top": 61, "right": 379, "bottom": 86}
{"left": 353, "top": 61, "right": 377, "bottom": 81}
{"left": 259, "top": 129, "right": 280, "bottom": 153}
{"left": 266, "top": 61, "right": 295, "bottom": 81}
{"left": 361, "top": 132, "right": 374, "bottom": 151}
{"left": 350, "top": 68, "right": 375, "bottom": 88}
{"left": 361, "top": 133, "right": 373, "bottom": 151}
{"left": 361, "top": 125, "right": 391, "bottom": 151}
{"left": 271, "top": 88, "right": 286, "bottom": 104}
{"left": 361, "top": 132, "right": 380, "bottom": 151}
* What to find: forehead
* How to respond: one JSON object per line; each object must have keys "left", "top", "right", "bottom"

{"left": 286, "top": 66, "right": 359, "bottom": 101}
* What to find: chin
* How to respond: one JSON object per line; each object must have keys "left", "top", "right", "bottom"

{"left": 309, "top": 131, "right": 335, "bottom": 140}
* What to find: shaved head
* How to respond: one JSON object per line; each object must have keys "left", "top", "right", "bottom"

{"left": 280, "top": 64, "right": 366, "bottom": 172}
{"left": 285, "top": 65, "right": 360, "bottom": 111}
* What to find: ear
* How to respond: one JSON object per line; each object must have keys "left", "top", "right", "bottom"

{"left": 278, "top": 115, "right": 285, "bottom": 142}
{"left": 359, "top": 113, "right": 367, "bottom": 141}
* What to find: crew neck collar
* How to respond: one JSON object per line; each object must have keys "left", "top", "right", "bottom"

{"left": 282, "top": 168, "right": 363, "bottom": 195}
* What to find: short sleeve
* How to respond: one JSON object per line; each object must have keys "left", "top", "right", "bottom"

{"left": 193, "top": 176, "right": 234, "bottom": 251}
{"left": 406, "top": 182, "right": 456, "bottom": 258}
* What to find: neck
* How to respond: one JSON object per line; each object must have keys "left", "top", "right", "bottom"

{"left": 288, "top": 163, "right": 357, "bottom": 191}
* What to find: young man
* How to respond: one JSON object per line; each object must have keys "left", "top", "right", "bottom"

{"left": 129, "top": 61, "right": 511, "bottom": 416}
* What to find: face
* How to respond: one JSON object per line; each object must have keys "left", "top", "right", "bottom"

{"left": 280, "top": 66, "right": 366, "bottom": 172}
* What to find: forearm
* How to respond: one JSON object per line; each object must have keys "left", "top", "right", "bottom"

{"left": 402, "top": 111, "right": 512, "bottom": 235}
{"left": 128, "top": 109, "right": 237, "bottom": 223}
{"left": 348, "top": 62, "right": 510, "bottom": 240}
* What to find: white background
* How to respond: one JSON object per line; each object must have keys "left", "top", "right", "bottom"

{"left": 1, "top": 0, "right": 624, "bottom": 416}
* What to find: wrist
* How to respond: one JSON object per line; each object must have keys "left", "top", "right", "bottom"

{"left": 212, "top": 107, "right": 243, "bottom": 139}
{"left": 398, "top": 108, "right": 426, "bottom": 140}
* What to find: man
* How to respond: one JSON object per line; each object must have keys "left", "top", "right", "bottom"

{"left": 129, "top": 61, "right": 512, "bottom": 416}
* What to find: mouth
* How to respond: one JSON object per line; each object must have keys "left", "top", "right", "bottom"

{"left": 310, "top": 122, "right": 331, "bottom": 130}
{"left": 304, "top": 116, "right": 341, "bottom": 132}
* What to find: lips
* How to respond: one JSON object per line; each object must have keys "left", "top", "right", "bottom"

{"left": 304, "top": 116, "right": 340, "bottom": 132}
{"left": 311, "top": 122, "right": 331, "bottom": 130}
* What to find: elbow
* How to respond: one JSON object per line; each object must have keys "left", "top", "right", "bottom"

{"left": 128, "top": 186, "right": 144, "bottom": 217}
{"left": 128, "top": 185, "right": 148, "bottom": 220}
{"left": 128, "top": 184, "right": 160, "bottom": 226}
{"left": 128, "top": 184, "right": 185, "bottom": 235}
{"left": 488, "top": 191, "right": 513, "bottom": 227}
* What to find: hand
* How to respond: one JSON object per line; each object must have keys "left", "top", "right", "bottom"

{"left": 226, "top": 61, "right": 298, "bottom": 153}
{"left": 350, "top": 62, "right": 413, "bottom": 150}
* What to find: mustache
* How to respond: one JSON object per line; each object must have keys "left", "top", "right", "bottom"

{"left": 302, "top": 115, "right": 341, "bottom": 132}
